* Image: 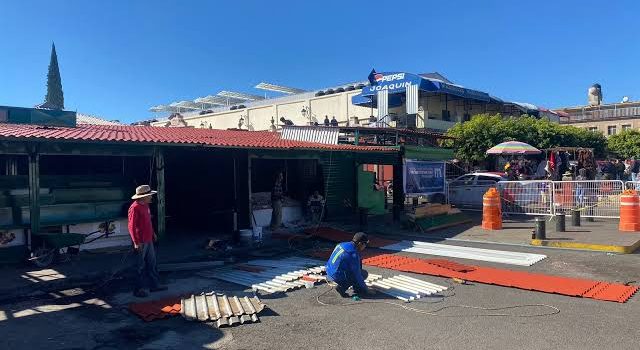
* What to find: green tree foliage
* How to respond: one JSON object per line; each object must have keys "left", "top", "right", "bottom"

{"left": 444, "top": 114, "right": 606, "bottom": 162}
{"left": 44, "top": 43, "right": 64, "bottom": 110}
{"left": 607, "top": 130, "right": 640, "bottom": 159}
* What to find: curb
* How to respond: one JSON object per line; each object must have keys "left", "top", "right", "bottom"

{"left": 530, "top": 238, "right": 640, "bottom": 254}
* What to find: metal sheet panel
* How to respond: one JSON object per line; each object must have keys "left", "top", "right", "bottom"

{"left": 381, "top": 240, "right": 547, "bottom": 266}
{"left": 406, "top": 84, "right": 419, "bottom": 115}
{"left": 281, "top": 126, "right": 340, "bottom": 145}
{"left": 181, "top": 292, "right": 264, "bottom": 327}
{"left": 377, "top": 90, "right": 389, "bottom": 123}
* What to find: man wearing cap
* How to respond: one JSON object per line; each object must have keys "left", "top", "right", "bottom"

{"left": 325, "top": 232, "right": 374, "bottom": 297}
{"left": 128, "top": 185, "right": 167, "bottom": 298}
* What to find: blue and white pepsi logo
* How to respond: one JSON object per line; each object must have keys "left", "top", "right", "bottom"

{"left": 375, "top": 73, "right": 405, "bottom": 83}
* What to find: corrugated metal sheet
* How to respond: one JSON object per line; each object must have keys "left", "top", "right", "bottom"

{"left": 406, "top": 84, "right": 419, "bottom": 115}
{"left": 363, "top": 254, "right": 639, "bottom": 303}
{"left": 181, "top": 292, "right": 265, "bottom": 327}
{"left": 198, "top": 257, "right": 327, "bottom": 294}
{"left": 319, "top": 155, "right": 355, "bottom": 217}
{"left": 380, "top": 241, "right": 547, "bottom": 266}
{"left": 281, "top": 126, "right": 339, "bottom": 144}
{"left": 377, "top": 90, "right": 389, "bottom": 122}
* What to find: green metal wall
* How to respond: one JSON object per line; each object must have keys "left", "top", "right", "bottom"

{"left": 319, "top": 153, "right": 356, "bottom": 218}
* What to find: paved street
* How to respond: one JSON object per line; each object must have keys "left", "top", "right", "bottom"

{"left": 0, "top": 241, "right": 638, "bottom": 350}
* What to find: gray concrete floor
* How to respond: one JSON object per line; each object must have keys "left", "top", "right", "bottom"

{"left": 0, "top": 241, "right": 639, "bottom": 350}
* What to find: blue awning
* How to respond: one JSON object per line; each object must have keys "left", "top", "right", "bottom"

{"left": 351, "top": 72, "right": 492, "bottom": 106}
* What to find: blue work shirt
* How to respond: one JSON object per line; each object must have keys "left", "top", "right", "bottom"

{"left": 326, "top": 241, "right": 366, "bottom": 291}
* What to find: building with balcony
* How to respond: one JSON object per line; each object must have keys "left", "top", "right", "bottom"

{"left": 148, "top": 71, "right": 555, "bottom": 133}
{"left": 557, "top": 101, "right": 640, "bottom": 136}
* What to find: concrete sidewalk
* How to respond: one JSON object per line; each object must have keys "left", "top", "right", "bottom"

{"left": 0, "top": 234, "right": 253, "bottom": 304}
{"left": 359, "top": 211, "right": 640, "bottom": 254}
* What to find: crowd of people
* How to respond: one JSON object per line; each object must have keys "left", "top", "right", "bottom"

{"left": 503, "top": 154, "right": 640, "bottom": 182}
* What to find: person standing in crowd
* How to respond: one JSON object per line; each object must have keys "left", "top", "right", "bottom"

{"left": 575, "top": 168, "right": 588, "bottom": 208}
{"left": 128, "top": 185, "right": 167, "bottom": 298}
{"left": 624, "top": 159, "right": 632, "bottom": 180}
{"left": 270, "top": 172, "right": 284, "bottom": 230}
{"left": 324, "top": 115, "right": 330, "bottom": 126}
{"left": 602, "top": 159, "right": 616, "bottom": 180}
{"left": 307, "top": 190, "right": 325, "bottom": 224}
{"left": 330, "top": 116, "right": 339, "bottom": 127}
{"left": 632, "top": 158, "right": 640, "bottom": 183}
{"left": 614, "top": 159, "right": 626, "bottom": 181}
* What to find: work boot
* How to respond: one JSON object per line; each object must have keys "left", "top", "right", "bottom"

{"left": 133, "top": 289, "right": 148, "bottom": 298}
{"left": 335, "top": 285, "right": 349, "bottom": 298}
{"left": 150, "top": 285, "right": 168, "bottom": 292}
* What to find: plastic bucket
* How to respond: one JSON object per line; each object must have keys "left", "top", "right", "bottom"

{"left": 239, "top": 229, "right": 253, "bottom": 243}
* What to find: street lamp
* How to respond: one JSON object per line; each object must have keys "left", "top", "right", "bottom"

{"left": 301, "top": 106, "right": 312, "bottom": 125}
{"left": 269, "top": 116, "right": 277, "bottom": 132}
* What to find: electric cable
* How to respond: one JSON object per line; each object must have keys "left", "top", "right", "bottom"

{"left": 315, "top": 284, "right": 560, "bottom": 318}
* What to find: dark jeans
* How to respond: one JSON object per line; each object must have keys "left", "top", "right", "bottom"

{"left": 135, "top": 242, "right": 160, "bottom": 291}
{"left": 270, "top": 200, "right": 282, "bottom": 229}
{"left": 334, "top": 269, "right": 369, "bottom": 295}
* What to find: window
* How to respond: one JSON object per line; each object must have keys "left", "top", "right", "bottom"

{"left": 450, "top": 175, "right": 475, "bottom": 186}
{"left": 607, "top": 125, "right": 617, "bottom": 135}
{"left": 588, "top": 127, "right": 598, "bottom": 132}
{"left": 622, "top": 124, "right": 632, "bottom": 131}
{"left": 476, "top": 176, "right": 500, "bottom": 186}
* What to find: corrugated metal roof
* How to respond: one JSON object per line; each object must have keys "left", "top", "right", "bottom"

{"left": 281, "top": 125, "right": 339, "bottom": 144}
{"left": 0, "top": 123, "right": 395, "bottom": 153}
{"left": 76, "top": 113, "right": 122, "bottom": 126}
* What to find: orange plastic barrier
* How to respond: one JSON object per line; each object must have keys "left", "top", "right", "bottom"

{"left": 482, "top": 188, "right": 502, "bottom": 230}
{"left": 619, "top": 190, "right": 640, "bottom": 232}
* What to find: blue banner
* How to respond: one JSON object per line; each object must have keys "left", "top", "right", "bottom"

{"left": 403, "top": 160, "right": 446, "bottom": 195}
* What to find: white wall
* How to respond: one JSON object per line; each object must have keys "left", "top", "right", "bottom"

{"left": 151, "top": 89, "right": 509, "bottom": 132}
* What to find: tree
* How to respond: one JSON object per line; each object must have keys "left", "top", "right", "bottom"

{"left": 44, "top": 43, "right": 64, "bottom": 110}
{"left": 444, "top": 114, "right": 607, "bottom": 162}
{"left": 607, "top": 130, "right": 640, "bottom": 159}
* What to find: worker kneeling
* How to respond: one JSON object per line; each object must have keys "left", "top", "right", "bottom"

{"left": 326, "top": 232, "right": 375, "bottom": 298}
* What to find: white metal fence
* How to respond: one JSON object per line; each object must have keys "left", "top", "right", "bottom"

{"left": 497, "top": 181, "right": 555, "bottom": 216}
{"left": 500, "top": 180, "right": 624, "bottom": 218}
{"left": 449, "top": 179, "right": 627, "bottom": 218}
{"left": 625, "top": 181, "right": 640, "bottom": 191}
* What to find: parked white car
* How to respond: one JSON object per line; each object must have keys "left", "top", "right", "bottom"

{"left": 448, "top": 172, "right": 507, "bottom": 208}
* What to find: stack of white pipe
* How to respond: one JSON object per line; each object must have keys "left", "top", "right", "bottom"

{"left": 366, "top": 275, "right": 447, "bottom": 302}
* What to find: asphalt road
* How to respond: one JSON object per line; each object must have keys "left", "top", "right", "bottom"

{"left": 1, "top": 242, "right": 638, "bottom": 350}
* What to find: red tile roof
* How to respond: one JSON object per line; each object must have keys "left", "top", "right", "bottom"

{"left": 0, "top": 124, "right": 395, "bottom": 153}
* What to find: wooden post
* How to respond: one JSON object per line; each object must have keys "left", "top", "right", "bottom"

{"left": 392, "top": 154, "right": 404, "bottom": 222}
{"left": 155, "top": 148, "right": 166, "bottom": 239}
{"left": 28, "top": 147, "right": 40, "bottom": 249}
{"left": 247, "top": 155, "right": 253, "bottom": 228}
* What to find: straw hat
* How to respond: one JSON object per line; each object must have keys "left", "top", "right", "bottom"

{"left": 131, "top": 185, "right": 157, "bottom": 199}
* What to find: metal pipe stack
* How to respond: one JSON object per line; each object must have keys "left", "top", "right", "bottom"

{"left": 366, "top": 275, "right": 448, "bottom": 302}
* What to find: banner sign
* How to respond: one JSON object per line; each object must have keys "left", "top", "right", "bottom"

{"left": 403, "top": 160, "right": 446, "bottom": 195}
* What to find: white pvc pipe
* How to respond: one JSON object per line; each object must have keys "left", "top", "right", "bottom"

{"left": 394, "top": 275, "right": 447, "bottom": 292}
{"left": 373, "top": 280, "right": 419, "bottom": 299}
{"left": 376, "top": 279, "right": 425, "bottom": 297}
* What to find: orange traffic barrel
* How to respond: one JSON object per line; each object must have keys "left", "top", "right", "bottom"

{"left": 482, "top": 187, "right": 502, "bottom": 230}
{"left": 619, "top": 189, "right": 640, "bottom": 232}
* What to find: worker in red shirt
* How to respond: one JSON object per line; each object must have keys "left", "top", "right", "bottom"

{"left": 128, "top": 185, "right": 167, "bottom": 297}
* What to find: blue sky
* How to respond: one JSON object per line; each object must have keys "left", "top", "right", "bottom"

{"left": 1, "top": 0, "right": 638, "bottom": 123}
